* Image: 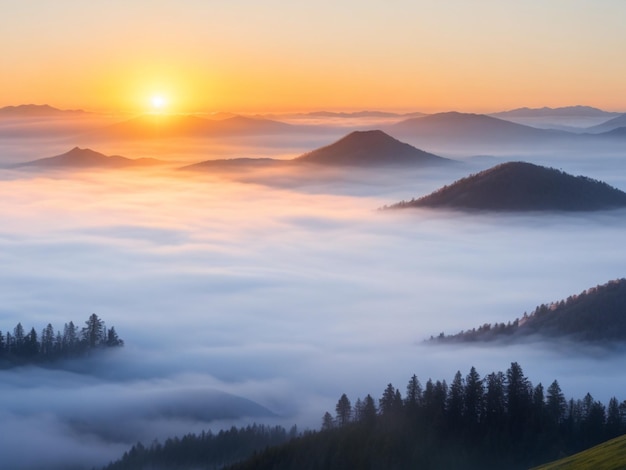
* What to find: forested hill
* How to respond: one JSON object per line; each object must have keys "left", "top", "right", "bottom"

{"left": 386, "top": 162, "right": 626, "bottom": 211}
{"left": 100, "top": 362, "right": 626, "bottom": 470}
{"left": 101, "top": 425, "right": 294, "bottom": 470}
{"left": 433, "top": 278, "right": 626, "bottom": 344}
{"left": 0, "top": 313, "right": 123, "bottom": 367}
{"left": 224, "top": 362, "right": 626, "bottom": 470}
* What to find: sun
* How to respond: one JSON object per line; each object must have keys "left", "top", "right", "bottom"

{"left": 150, "top": 95, "right": 167, "bottom": 111}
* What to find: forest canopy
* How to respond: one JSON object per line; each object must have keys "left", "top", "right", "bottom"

{"left": 0, "top": 313, "right": 123, "bottom": 366}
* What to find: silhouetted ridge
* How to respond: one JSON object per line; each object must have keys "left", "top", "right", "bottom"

{"left": 296, "top": 130, "right": 450, "bottom": 166}
{"left": 388, "top": 161, "right": 626, "bottom": 211}
{"left": 389, "top": 111, "right": 570, "bottom": 143}
{"left": 434, "top": 278, "right": 626, "bottom": 343}
{"left": 17, "top": 147, "right": 161, "bottom": 168}
{"left": 492, "top": 106, "right": 618, "bottom": 118}
{"left": 180, "top": 157, "right": 283, "bottom": 171}
{"left": 99, "top": 113, "right": 293, "bottom": 139}
{"left": 586, "top": 113, "right": 626, "bottom": 133}
{"left": 0, "top": 104, "right": 86, "bottom": 117}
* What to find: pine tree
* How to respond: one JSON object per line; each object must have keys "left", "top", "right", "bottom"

{"left": 41, "top": 323, "right": 55, "bottom": 356}
{"left": 361, "top": 394, "right": 377, "bottom": 425}
{"left": 546, "top": 380, "right": 566, "bottom": 427}
{"left": 63, "top": 321, "right": 78, "bottom": 354}
{"left": 321, "top": 412, "right": 334, "bottom": 431}
{"left": 82, "top": 313, "right": 105, "bottom": 349}
{"left": 606, "top": 397, "right": 622, "bottom": 438}
{"left": 24, "top": 327, "right": 38, "bottom": 357}
{"left": 335, "top": 394, "right": 352, "bottom": 426}
{"left": 484, "top": 371, "right": 506, "bottom": 429}
{"left": 405, "top": 374, "right": 423, "bottom": 413}
{"left": 379, "top": 383, "right": 398, "bottom": 415}
{"left": 13, "top": 323, "right": 25, "bottom": 356}
{"left": 506, "top": 362, "right": 532, "bottom": 436}
{"left": 446, "top": 371, "right": 465, "bottom": 430}
{"left": 464, "top": 366, "right": 483, "bottom": 428}
{"left": 106, "top": 326, "right": 124, "bottom": 347}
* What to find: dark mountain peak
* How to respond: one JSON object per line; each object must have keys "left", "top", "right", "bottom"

{"left": 66, "top": 146, "right": 102, "bottom": 156}
{"left": 388, "top": 161, "right": 626, "bottom": 211}
{"left": 296, "top": 130, "right": 450, "bottom": 166}
{"left": 434, "top": 278, "right": 626, "bottom": 344}
{"left": 338, "top": 129, "right": 402, "bottom": 144}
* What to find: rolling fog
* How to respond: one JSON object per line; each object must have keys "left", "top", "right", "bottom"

{"left": 2, "top": 127, "right": 626, "bottom": 468}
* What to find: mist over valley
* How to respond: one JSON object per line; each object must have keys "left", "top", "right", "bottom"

{"left": 2, "top": 106, "right": 626, "bottom": 468}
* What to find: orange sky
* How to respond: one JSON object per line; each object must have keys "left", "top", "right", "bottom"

{"left": 2, "top": 0, "right": 626, "bottom": 114}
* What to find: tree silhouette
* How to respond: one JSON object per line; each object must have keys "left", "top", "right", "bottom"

{"left": 82, "top": 313, "right": 105, "bottom": 349}
{"left": 335, "top": 394, "right": 351, "bottom": 426}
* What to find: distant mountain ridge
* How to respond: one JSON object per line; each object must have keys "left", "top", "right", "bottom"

{"left": 16, "top": 147, "right": 161, "bottom": 169}
{"left": 295, "top": 130, "right": 451, "bottom": 166}
{"left": 0, "top": 104, "right": 87, "bottom": 117}
{"left": 390, "top": 111, "right": 562, "bottom": 140}
{"left": 180, "top": 157, "right": 283, "bottom": 171}
{"left": 491, "top": 106, "right": 620, "bottom": 118}
{"left": 433, "top": 278, "right": 626, "bottom": 344}
{"left": 387, "top": 161, "right": 626, "bottom": 211}
{"left": 98, "top": 114, "right": 294, "bottom": 139}
{"left": 388, "top": 111, "right": 570, "bottom": 146}
{"left": 586, "top": 114, "right": 626, "bottom": 133}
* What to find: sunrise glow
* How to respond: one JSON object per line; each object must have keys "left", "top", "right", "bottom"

{"left": 2, "top": 1, "right": 626, "bottom": 113}
{"left": 151, "top": 95, "right": 166, "bottom": 111}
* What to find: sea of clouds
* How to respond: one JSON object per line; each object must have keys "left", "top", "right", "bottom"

{"left": 1, "top": 132, "right": 626, "bottom": 468}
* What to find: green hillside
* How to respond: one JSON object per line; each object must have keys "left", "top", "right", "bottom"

{"left": 532, "top": 434, "right": 626, "bottom": 470}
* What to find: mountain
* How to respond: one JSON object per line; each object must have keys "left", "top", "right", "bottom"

{"left": 0, "top": 104, "right": 86, "bottom": 117}
{"left": 434, "top": 278, "right": 626, "bottom": 344}
{"left": 98, "top": 114, "right": 294, "bottom": 139}
{"left": 181, "top": 157, "right": 284, "bottom": 171}
{"left": 101, "top": 425, "right": 292, "bottom": 470}
{"left": 491, "top": 106, "right": 620, "bottom": 118}
{"left": 389, "top": 111, "right": 569, "bottom": 143}
{"left": 532, "top": 434, "right": 626, "bottom": 470}
{"left": 258, "top": 110, "right": 427, "bottom": 121}
{"left": 300, "top": 110, "right": 427, "bottom": 119}
{"left": 295, "top": 130, "right": 452, "bottom": 166}
{"left": 16, "top": 147, "right": 161, "bottom": 169}
{"left": 387, "top": 161, "right": 626, "bottom": 211}
{"left": 599, "top": 126, "right": 626, "bottom": 137}
{"left": 586, "top": 114, "right": 626, "bottom": 133}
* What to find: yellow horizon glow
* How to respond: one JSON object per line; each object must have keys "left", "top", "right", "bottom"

{"left": 2, "top": 1, "right": 626, "bottom": 114}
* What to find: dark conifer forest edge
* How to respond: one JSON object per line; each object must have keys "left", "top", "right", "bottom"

{"left": 0, "top": 313, "right": 123, "bottom": 367}
{"left": 101, "top": 362, "right": 626, "bottom": 470}
{"left": 431, "top": 278, "right": 626, "bottom": 344}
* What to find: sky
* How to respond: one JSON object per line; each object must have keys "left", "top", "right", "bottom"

{"left": 2, "top": 0, "right": 626, "bottom": 113}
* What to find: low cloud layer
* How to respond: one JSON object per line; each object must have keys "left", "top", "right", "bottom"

{"left": 1, "top": 140, "right": 626, "bottom": 469}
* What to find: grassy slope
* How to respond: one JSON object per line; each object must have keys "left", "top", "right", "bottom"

{"left": 532, "top": 434, "right": 626, "bottom": 470}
